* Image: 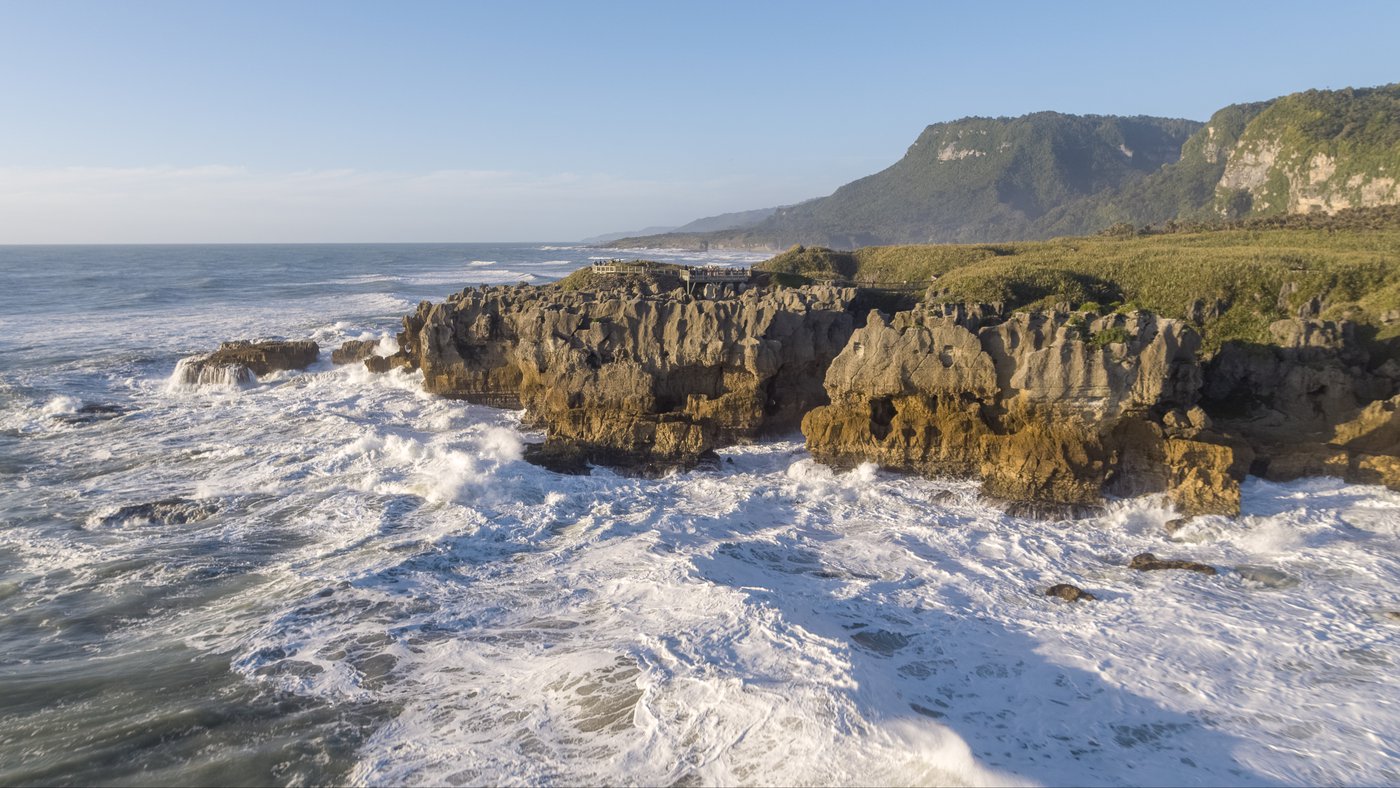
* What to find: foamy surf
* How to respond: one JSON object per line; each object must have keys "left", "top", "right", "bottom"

{"left": 2, "top": 244, "right": 1397, "bottom": 787}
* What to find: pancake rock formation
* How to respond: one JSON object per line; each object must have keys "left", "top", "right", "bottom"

{"left": 800, "top": 305, "right": 1242, "bottom": 514}
{"left": 381, "top": 283, "right": 856, "bottom": 468}
{"left": 376, "top": 270, "right": 1400, "bottom": 517}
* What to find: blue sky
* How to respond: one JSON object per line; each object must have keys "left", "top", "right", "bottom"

{"left": 0, "top": 0, "right": 1396, "bottom": 242}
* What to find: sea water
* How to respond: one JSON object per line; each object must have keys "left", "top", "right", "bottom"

{"left": 0, "top": 244, "right": 1396, "bottom": 786}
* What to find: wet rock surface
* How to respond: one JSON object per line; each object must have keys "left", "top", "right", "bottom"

{"left": 51, "top": 403, "right": 128, "bottom": 425}
{"left": 331, "top": 339, "right": 378, "bottom": 365}
{"left": 802, "top": 305, "right": 1241, "bottom": 514}
{"left": 175, "top": 340, "right": 320, "bottom": 385}
{"left": 384, "top": 282, "right": 855, "bottom": 468}
{"left": 97, "top": 497, "right": 219, "bottom": 527}
{"left": 1129, "top": 552, "right": 1218, "bottom": 575}
{"left": 1046, "top": 583, "right": 1096, "bottom": 602}
{"left": 205, "top": 340, "right": 319, "bottom": 376}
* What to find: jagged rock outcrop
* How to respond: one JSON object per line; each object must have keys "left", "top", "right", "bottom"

{"left": 332, "top": 339, "right": 378, "bottom": 365}
{"left": 171, "top": 340, "right": 319, "bottom": 386}
{"left": 1202, "top": 318, "right": 1400, "bottom": 488}
{"left": 384, "top": 283, "right": 855, "bottom": 467}
{"left": 377, "top": 265, "right": 1400, "bottom": 514}
{"left": 802, "top": 305, "right": 1242, "bottom": 514}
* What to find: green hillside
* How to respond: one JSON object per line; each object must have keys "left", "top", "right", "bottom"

{"left": 609, "top": 84, "right": 1400, "bottom": 251}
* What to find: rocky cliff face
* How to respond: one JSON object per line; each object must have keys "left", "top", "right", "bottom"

{"left": 387, "top": 282, "right": 855, "bottom": 467}
{"left": 1214, "top": 85, "right": 1400, "bottom": 216}
{"left": 1203, "top": 317, "right": 1400, "bottom": 490}
{"left": 801, "top": 306, "right": 1239, "bottom": 514}
{"left": 375, "top": 271, "right": 1400, "bottom": 516}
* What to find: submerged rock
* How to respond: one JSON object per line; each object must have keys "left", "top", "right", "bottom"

{"left": 1235, "top": 565, "right": 1299, "bottom": 589}
{"left": 850, "top": 629, "right": 910, "bottom": 655}
{"left": 51, "top": 402, "right": 128, "bottom": 425}
{"left": 1046, "top": 583, "right": 1096, "bottom": 602}
{"left": 1129, "top": 552, "right": 1217, "bottom": 575}
{"left": 97, "top": 497, "right": 219, "bottom": 527}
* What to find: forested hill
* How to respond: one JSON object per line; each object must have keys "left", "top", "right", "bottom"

{"left": 606, "top": 84, "right": 1400, "bottom": 251}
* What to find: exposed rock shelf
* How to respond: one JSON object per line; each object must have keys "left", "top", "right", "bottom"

{"left": 371, "top": 275, "right": 1400, "bottom": 517}
{"left": 800, "top": 305, "right": 1241, "bottom": 514}
{"left": 380, "top": 282, "right": 856, "bottom": 468}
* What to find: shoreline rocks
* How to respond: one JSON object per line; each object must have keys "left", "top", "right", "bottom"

{"left": 800, "top": 305, "right": 1241, "bottom": 514}
{"left": 173, "top": 340, "right": 319, "bottom": 386}
{"left": 368, "top": 273, "right": 1400, "bottom": 516}
{"left": 379, "top": 282, "right": 855, "bottom": 468}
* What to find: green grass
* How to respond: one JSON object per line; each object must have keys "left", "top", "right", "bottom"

{"left": 553, "top": 260, "right": 687, "bottom": 291}
{"left": 758, "top": 218, "right": 1400, "bottom": 351}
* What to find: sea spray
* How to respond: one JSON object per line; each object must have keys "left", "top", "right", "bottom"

{"left": 167, "top": 355, "right": 255, "bottom": 389}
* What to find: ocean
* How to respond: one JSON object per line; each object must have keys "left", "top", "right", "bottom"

{"left": 1, "top": 244, "right": 1396, "bottom": 786}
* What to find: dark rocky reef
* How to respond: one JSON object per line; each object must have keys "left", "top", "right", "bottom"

{"left": 173, "top": 340, "right": 319, "bottom": 385}
{"left": 379, "top": 281, "right": 855, "bottom": 468}
{"left": 373, "top": 270, "right": 1400, "bottom": 516}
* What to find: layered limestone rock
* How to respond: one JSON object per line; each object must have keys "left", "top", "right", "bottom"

{"left": 172, "top": 340, "right": 319, "bottom": 386}
{"left": 1203, "top": 317, "right": 1400, "bottom": 488}
{"left": 384, "top": 283, "right": 855, "bottom": 467}
{"left": 376, "top": 271, "right": 1400, "bottom": 514}
{"left": 332, "top": 339, "right": 378, "bottom": 365}
{"left": 802, "top": 306, "right": 1241, "bottom": 514}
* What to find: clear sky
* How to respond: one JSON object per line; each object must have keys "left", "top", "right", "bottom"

{"left": 1, "top": 0, "right": 1396, "bottom": 243}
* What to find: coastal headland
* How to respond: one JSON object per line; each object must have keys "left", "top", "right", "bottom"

{"left": 332, "top": 208, "right": 1400, "bottom": 518}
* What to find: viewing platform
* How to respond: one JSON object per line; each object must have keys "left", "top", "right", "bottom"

{"left": 679, "top": 265, "right": 751, "bottom": 284}
{"left": 589, "top": 261, "right": 754, "bottom": 296}
{"left": 590, "top": 261, "right": 653, "bottom": 276}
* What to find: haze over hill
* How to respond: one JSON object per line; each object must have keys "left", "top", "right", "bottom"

{"left": 606, "top": 84, "right": 1400, "bottom": 251}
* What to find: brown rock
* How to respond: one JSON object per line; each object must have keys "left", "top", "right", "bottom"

{"left": 801, "top": 305, "right": 1240, "bottom": 513}
{"left": 1046, "top": 583, "right": 1096, "bottom": 602}
{"left": 395, "top": 282, "right": 855, "bottom": 468}
{"left": 1129, "top": 552, "right": 1217, "bottom": 575}
{"left": 206, "top": 340, "right": 318, "bottom": 375}
{"left": 174, "top": 339, "right": 319, "bottom": 385}
{"left": 332, "top": 339, "right": 378, "bottom": 365}
{"left": 364, "top": 354, "right": 413, "bottom": 374}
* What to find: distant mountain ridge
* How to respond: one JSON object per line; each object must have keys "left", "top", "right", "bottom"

{"left": 578, "top": 225, "right": 678, "bottom": 245}
{"left": 605, "top": 84, "right": 1400, "bottom": 250}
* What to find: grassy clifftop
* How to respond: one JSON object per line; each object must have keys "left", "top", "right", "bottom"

{"left": 758, "top": 207, "right": 1400, "bottom": 351}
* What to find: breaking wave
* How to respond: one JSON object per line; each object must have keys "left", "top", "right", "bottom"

{"left": 2, "top": 243, "right": 1397, "bottom": 786}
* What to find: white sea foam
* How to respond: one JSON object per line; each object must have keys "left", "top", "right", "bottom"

{"left": 39, "top": 394, "right": 82, "bottom": 416}
{"left": 166, "top": 357, "right": 255, "bottom": 390}
{"left": 5, "top": 246, "right": 1399, "bottom": 786}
